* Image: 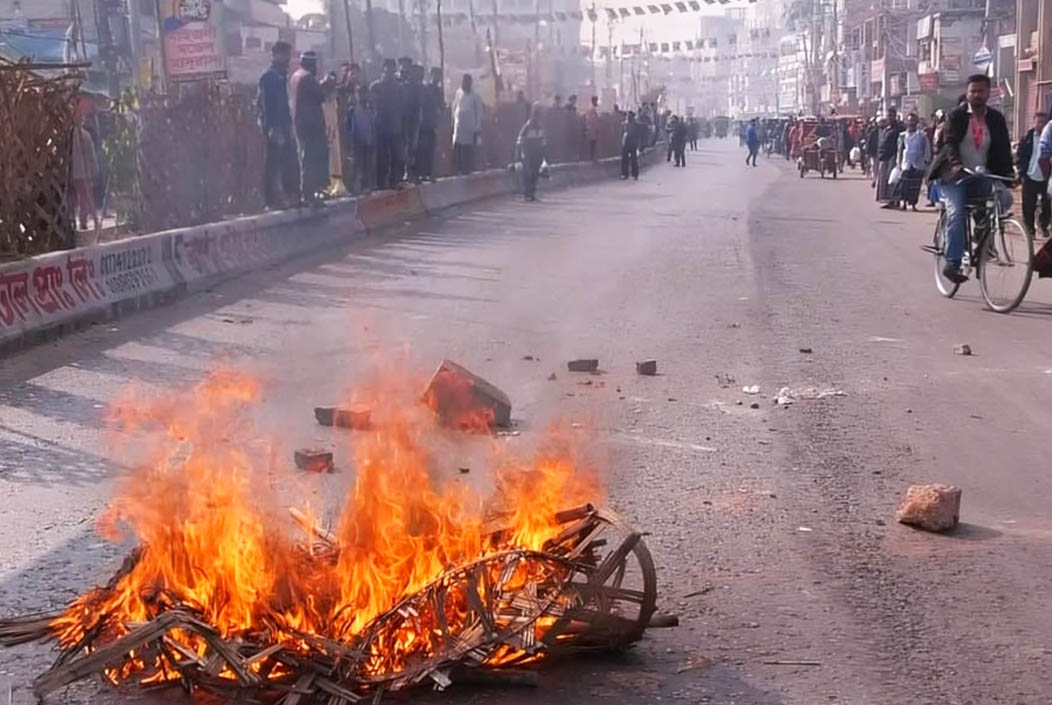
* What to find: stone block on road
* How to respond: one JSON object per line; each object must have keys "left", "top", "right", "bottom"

{"left": 423, "top": 360, "right": 512, "bottom": 429}
{"left": 896, "top": 484, "right": 961, "bottom": 532}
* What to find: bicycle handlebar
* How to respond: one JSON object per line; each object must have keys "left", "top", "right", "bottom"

{"left": 961, "top": 167, "right": 1015, "bottom": 183}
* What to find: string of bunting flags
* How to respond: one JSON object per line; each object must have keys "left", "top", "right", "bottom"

{"left": 592, "top": 0, "right": 757, "bottom": 21}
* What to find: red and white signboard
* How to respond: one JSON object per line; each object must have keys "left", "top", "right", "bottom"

{"left": 160, "top": 0, "right": 226, "bottom": 83}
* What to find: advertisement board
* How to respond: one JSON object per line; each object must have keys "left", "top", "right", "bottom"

{"left": 159, "top": 0, "right": 227, "bottom": 83}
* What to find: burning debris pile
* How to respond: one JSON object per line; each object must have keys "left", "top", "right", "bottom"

{"left": 0, "top": 367, "right": 658, "bottom": 704}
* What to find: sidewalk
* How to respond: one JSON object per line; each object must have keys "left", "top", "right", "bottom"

{"left": 0, "top": 152, "right": 658, "bottom": 356}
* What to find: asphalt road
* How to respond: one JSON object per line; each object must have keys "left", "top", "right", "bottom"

{"left": 3, "top": 140, "right": 1052, "bottom": 705}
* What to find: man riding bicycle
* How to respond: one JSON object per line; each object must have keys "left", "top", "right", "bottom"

{"left": 927, "top": 74, "right": 1014, "bottom": 284}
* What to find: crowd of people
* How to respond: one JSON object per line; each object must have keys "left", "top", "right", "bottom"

{"left": 259, "top": 42, "right": 480, "bottom": 208}
{"left": 736, "top": 74, "right": 1051, "bottom": 284}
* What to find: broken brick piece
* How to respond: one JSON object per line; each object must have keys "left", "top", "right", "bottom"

{"left": 567, "top": 359, "right": 599, "bottom": 373}
{"left": 636, "top": 359, "right": 658, "bottom": 376}
{"left": 314, "top": 406, "right": 372, "bottom": 429}
{"left": 294, "top": 448, "right": 334, "bottom": 473}
{"left": 423, "top": 360, "right": 512, "bottom": 430}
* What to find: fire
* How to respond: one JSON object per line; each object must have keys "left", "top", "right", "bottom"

{"left": 50, "top": 365, "right": 602, "bottom": 687}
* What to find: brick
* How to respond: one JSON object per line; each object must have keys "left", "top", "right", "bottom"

{"left": 423, "top": 359, "right": 512, "bottom": 430}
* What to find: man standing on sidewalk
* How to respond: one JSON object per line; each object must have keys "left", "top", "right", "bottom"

{"left": 584, "top": 96, "right": 601, "bottom": 162}
{"left": 416, "top": 67, "right": 444, "bottom": 182}
{"left": 291, "top": 51, "right": 335, "bottom": 206}
{"left": 1017, "top": 110, "right": 1050, "bottom": 238}
{"left": 620, "top": 111, "right": 640, "bottom": 180}
{"left": 372, "top": 59, "right": 404, "bottom": 189}
{"left": 895, "top": 113, "right": 931, "bottom": 211}
{"left": 258, "top": 41, "right": 299, "bottom": 208}
{"left": 452, "top": 73, "right": 485, "bottom": 175}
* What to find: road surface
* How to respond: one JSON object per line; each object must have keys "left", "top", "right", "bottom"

{"left": 3, "top": 140, "right": 1052, "bottom": 705}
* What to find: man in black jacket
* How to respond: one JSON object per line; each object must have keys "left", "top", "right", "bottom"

{"left": 876, "top": 107, "right": 903, "bottom": 207}
{"left": 927, "top": 74, "right": 1014, "bottom": 283}
{"left": 1016, "top": 110, "right": 1050, "bottom": 239}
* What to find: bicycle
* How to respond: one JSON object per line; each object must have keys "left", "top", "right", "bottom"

{"left": 925, "top": 169, "right": 1033, "bottom": 313}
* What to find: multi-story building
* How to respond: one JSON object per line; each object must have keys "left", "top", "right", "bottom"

{"left": 694, "top": 13, "right": 742, "bottom": 116}
{"left": 915, "top": 7, "right": 985, "bottom": 115}
{"left": 777, "top": 33, "right": 805, "bottom": 112}
{"left": 1014, "top": 0, "right": 1052, "bottom": 135}
{"left": 727, "top": 1, "right": 779, "bottom": 115}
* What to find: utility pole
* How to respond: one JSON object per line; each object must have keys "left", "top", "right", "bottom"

{"left": 398, "top": 0, "right": 407, "bottom": 55}
{"left": 436, "top": 0, "right": 445, "bottom": 93}
{"left": 606, "top": 21, "right": 614, "bottom": 95}
{"left": 590, "top": 2, "right": 597, "bottom": 94}
{"left": 343, "top": 0, "right": 356, "bottom": 60}
{"left": 418, "top": 0, "right": 428, "bottom": 66}
{"left": 126, "top": 0, "right": 142, "bottom": 87}
{"left": 491, "top": 0, "right": 500, "bottom": 56}
{"left": 364, "top": 0, "right": 378, "bottom": 68}
{"left": 93, "top": 0, "right": 119, "bottom": 97}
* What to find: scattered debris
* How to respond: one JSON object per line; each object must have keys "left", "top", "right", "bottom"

{"left": 423, "top": 359, "right": 512, "bottom": 429}
{"left": 547, "top": 372, "right": 558, "bottom": 381}
{"left": 457, "top": 466, "right": 471, "bottom": 474}
{"left": 293, "top": 448, "right": 334, "bottom": 473}
{"left": 314, "top": 406, "right": 372, "bottom": 429}
{"left": 875, "top": 519, "right": 886, "bottom": 526}
{"left": 220, "top": 316, "right": 253, "bottom": 325}
{"left": 567, "top": 359, "right": 600, "bottom": 373}
{"left": 522, "top": 354, "right": 535, "bottom": 360}
{"left": 714, "top": 373, "right": 736, "bottom": 388}
{"left": 762, "top": 660, "right": 822, "bottom": 667}
{"left": 742, "top": 385, "right": 761, "bottom": 395}
{"left": 636, "top": 359, "right": 658, "bottom": 376}
{"left": 729, "top": 322, "right": 742, "bottom": 328}
{"left": 647, "top": 613, "right": 680, "bottom": 628}
{"left": 796, "top": 526, "right": 813, "bottom": 533}
{"left": 683, "top": 585, "right": 715, "bottom": 598}
{"left": 749, "top": 402, "right": 760, "bottom": 409}
{"left": 798, "top": 347, "right": 813, "bottom": 354}
{"left": 954, "top": 344, "right": 972, "bottom": 356}
{"left": 896, "top": 484, "right": 961, "bottom": 532}
{"left": 578, "top": 379, "right": 593, "bottom": 387}
{"left": 774, "top": 386, "right": 847, "bottom": 406}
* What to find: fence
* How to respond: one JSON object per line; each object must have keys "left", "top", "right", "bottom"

{"left": 7, "top": 79, "right": 629, "bottom": 259}
{"left": 0, "top": 60, "right": 80, "bottom": 259}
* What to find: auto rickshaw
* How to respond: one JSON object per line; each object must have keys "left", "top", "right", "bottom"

{"left": 795, "top": 118, "right": 839, "bottom": 179}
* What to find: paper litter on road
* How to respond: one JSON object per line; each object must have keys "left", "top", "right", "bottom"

{"left": 775, "top": 386, "right": 847, "bottom": 405}
{"left": 742, "top": 385, "right": 761, "bottom": 395}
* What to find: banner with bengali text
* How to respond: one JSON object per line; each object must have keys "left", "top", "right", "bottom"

{"left": 160, "top": 0, "right": 226, "bottom": 83}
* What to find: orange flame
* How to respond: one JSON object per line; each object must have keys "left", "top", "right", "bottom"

{"left": 51, "top": 365, "right": 601, "bottom": 682}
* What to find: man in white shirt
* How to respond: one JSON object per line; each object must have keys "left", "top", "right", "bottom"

{"left": 451, "top": 73, "right": 485, "bottom": 175}
{"left": 1016, "top": 110, "right": 1049, "bottom": 238}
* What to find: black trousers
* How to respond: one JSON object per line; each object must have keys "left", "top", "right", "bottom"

{"left": 1021, "top": 176, "right": 1051, "bottom": 234}
{"left": 620, "top": 147, "right": 638, "bottom": 179}
{"left": 263, "top": 130, "right": 300, "bottom": 207}
{"left": 523, "top": 156, "right": 542, "bottom": 199}
{"left": 673, "top": 145, "right": 686, "bottom": 167}
{"left": 589, "top": 139, "right": 598, "bottom": 162}
{"left": 375, "top": 130, "right": 401, "bottom": 189}
{"left": 746, "top": 147, "right": 758, "bottom": 166}
{"left": 415, "top": 127, "right": 437, "bottom": 179}
{"left": 453, "top": 143, "right": 475, "bottom": 175}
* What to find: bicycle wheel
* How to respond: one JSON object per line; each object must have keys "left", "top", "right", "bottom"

{"left": 978, "top": 217, "right": 1033, "bottom": 313}
{"left": 931, "top": 208, "right": 959, "bottom": 298}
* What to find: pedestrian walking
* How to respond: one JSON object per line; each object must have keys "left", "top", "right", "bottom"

{"left": 876, "top": 108, "right": 904, "bottom": 207}
{"left": 1017, "top": 110, "right": 1050, "bottom": 238}
{"left": 687, "top": 116, "right": 699, "bottom": 151}
{"left": 865, "top": 118, "right": 881, "bottom": 186}
{"left": 516, "top": 103, "right": 547, "bottom": 202}
{"left": 71, "top": 113, "right": 99, "bottom": 231}
{"left": 671, "top": 116, "right": 688, "bottom": 167}
{"left": 258, "top": 41, "right": 300, "bottom": 209}
{"left": 291, "top": 51, "right": 334, "bottom": 206}
{"left": 745, "top": 118, "right": 760, "bottom": 166}
{"left": 347, "top": 84, "right": 376, "bottom": 195}
{"left": 620, "top": 111, "right": 640, "bottom": 180}
{"left": 416, "top": 67, "right": 444, "bottom": 182}
{"left": 894, "top": 113, "right": 931, "bottom": 211}
{"left": 584, "top": 96, "right": 601, "bottom": 162}
{"left": 452, "top": 73, "right": 485, "bottom": 175}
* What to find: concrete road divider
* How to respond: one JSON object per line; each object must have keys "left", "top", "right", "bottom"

{"left": 0, "top": 152, "right": 658, "bottom": 355}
